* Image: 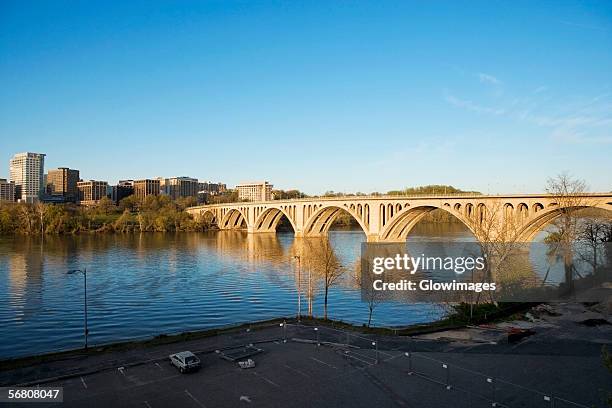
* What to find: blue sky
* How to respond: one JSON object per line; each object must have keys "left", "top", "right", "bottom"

{"left": 1, "top": 1, "right": 611, "bottom": 194}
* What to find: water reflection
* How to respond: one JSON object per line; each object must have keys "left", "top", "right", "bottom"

{"left": 6, "top": 241, "right": 44, "bottom": 321}
{"left": 0, "top": 229, "right": 443, "bottom": 358}
{"left": 2, "top": 222, "right": 602, "bottom": 359}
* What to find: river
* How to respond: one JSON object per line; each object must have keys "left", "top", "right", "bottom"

{"left": 0, "top": 222, "right": 555, "bottom": 359}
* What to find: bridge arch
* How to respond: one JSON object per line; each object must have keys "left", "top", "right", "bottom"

{"left": 198, "top": 209, "right": 219, "bottom": 226}
{"left": 380, "top": 204, "right": 478, "bottom": 242}
{"left": 303, "top": 204, "right": 368, "bottom": 237}
{"left": 219, "top": 208, "right": 249, "bottom": 230}
{"left": 517, "top": 203, "right": 612, "bottom": 241}
{"left": 533, "top": 203, "right": 544, "bottom": 213}
{"left": 253, "top": 206, "right": 297, "bottom": 233}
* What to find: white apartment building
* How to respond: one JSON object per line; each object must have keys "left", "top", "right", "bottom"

{"left": 236, "top": 181, "right": 273, "bottom": 202}
{"left": 9, "top": 152, "right": 46, "bottom": 203}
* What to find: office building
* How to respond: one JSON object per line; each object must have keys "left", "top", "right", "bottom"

{"left": 198, "top": 182, "right": 227, "bottom": 195}
{"left": 46, "top": 167, "right": 80, "bottom": 202}
{"left": 112, "top": 180, "right": 134, "bottom": 204}
{"left": 236, "top": 181, "right": 273, "bottom": 202}
{"left": 161, "top": 177, "right": 199, "bottom": 200}
{"left": 134, "top": 179, "right": 160, "bottom": 200}
{"left": 9, "top": 152, "right": 45, "bottom": 203}
{"left": 0, "top": 179, "right": 16, "bottom": 202}
{"left": 77, "top": 180, "right": 108, "bottom": 206}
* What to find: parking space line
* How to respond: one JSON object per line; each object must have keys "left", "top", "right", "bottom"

{"left": 343, "top": 351, "right": 374, "bottom": 366}
{"left": 155, "top": 362, "right": 163, "bottom": 370}
{"left": 283, "top": 363, "right": 310, "bottom": 378}
{"left": 383, "top": 353, "right": 402, "bottom": 362}
{"left": 252, "top": 371, "right": 280, "bottom": 388}
{"left": 185, "top": 389, "right": 207, "bottom": 408}
{"left": 310, "top": 357, "right": 338, "bottom": 369}
{"left": 80, "top": 376, "right": 88, "bottom": 389}
{"left": 143, "top": 401, "right": 152, "bottom": 408}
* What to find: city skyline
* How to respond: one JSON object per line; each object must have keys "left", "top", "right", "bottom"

{"left": 3, "top": 149, "right": 610, "bottom": 196}
{"left": 1, "top": 1, "right": 612, "bottom": 194}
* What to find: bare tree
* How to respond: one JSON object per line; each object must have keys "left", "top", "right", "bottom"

{"left": 305, "top": 238, "right": 344, "bottom": 320}
{"left": 577, "top": 218, "right": 609, "bottom": 275}
{"left": 352, "top": 260, "right": 383, "bottom": 327}
{"left": 35, "top": 202, "right": 47, "bottom": 235}
{"left": 465, "top": 200, "right": 525, "bottom": 306}
{"left": 545, "top": 173, "right": 589, "bottom": 293}
{"left": 18, "top": 204, "right": 34, "bottom": 234}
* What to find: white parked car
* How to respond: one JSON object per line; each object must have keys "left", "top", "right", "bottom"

{"left": 169, "top": 351, "right": 201, "bottom": 373}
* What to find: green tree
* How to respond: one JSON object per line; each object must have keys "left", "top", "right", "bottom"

{"left": 119, "top": 195, "right": 139, "bottom": 212}
{"left": 96, "top": 197, "right": 117, "bottom": 215}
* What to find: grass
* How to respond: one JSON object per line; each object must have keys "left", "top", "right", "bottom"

{"left": 295, "top": 302, "right": 536, "bottom": 336}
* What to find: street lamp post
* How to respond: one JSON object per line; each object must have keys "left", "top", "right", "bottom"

{"left": 67, "top": 268, "right": 88, "bottom": 350}
{"left": 294, "top": 255, "right": 301, "bottom": 322}
{"left": 308, "top": 261, "right": 312, "bottom": 317}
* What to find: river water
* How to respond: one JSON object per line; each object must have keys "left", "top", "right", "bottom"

{"left": 0, "top": 223, "right": 553, "bottom": 359}
{"left": 0, "top": 224, "right": 478, "bottom": 359}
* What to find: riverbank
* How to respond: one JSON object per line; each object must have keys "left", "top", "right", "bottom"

{"left": 0, "top": 301, "right": 575, "bottom": 377}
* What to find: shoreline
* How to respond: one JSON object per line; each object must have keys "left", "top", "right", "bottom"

{"left": 0, "top": 302, "right": 533, "bottom": 371}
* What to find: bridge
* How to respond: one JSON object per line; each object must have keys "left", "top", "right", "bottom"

{"left": 186, "top": 194, "right": 612, "bottom": 242}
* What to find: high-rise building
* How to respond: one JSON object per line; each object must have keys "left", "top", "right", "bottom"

{"left": 9, "top": 152, "right": 46, "bottom": 203}
{"left": 134, "top": 179, "right": 160, "bottom": 200}
{"left": 236, "top": 181, "right": 273, "bottom": 202}
{"left": 161, "top": 177, "right": 199, "bottom": 200}
{"left": 46, "top": 167, "right": 80, "bottom": 202}
{"left": 198, "top": 182, "right": 227, "bottom": 195}
{"left": 112, "top": 180, "right": 134, "bottom": 205}
{"left": 77, "top": 180, "right": 109, "bottom": 206}
{"left": 0, "top": 178, "right": 16, "bottom": 202}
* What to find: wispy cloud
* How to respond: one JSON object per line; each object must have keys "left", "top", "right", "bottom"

{"left": 477, "top": 73, "right": 502, "bottom": 85}
{"left": 532, "top": 86, "right": 547, "bottom": 94}
{"left": 444, "top": 82, "right": 612, "bottom": 144}
{"left": 550, "top": 127, "right": 612, "bottom": 144}
{"left": 444, "top": 94, "right": 505, "bottom": 115}
{"left": 559, "top": 20, "right": 609, "bottom": 32}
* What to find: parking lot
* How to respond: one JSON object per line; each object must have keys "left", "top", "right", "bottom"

{"left": 2, "top": 308, "right": 611, "bottom": 408}
{"left": 8, "top": 335, "right": 526, "bottom": 408}
{"left": 10, "top": 341, "right": 416, "bottom": 408}
{"left": 5, "top": 337, "right": 607, "bottom": 408}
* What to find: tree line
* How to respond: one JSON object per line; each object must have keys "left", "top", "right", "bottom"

{"left": 208, "top": 185, "right": 478, "bottom": 204}
{"left": 0, "top": 195, "right": 212, "bottom": 235}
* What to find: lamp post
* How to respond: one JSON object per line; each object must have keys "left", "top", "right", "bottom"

{"left": 294, "top": 255, "right": 301, "bottom": 322}
{"left": 307, "top": 260, "right": 312, "bottom": 317}
{"left": 67, "top": 268, "right": 88, "bottom": 350}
